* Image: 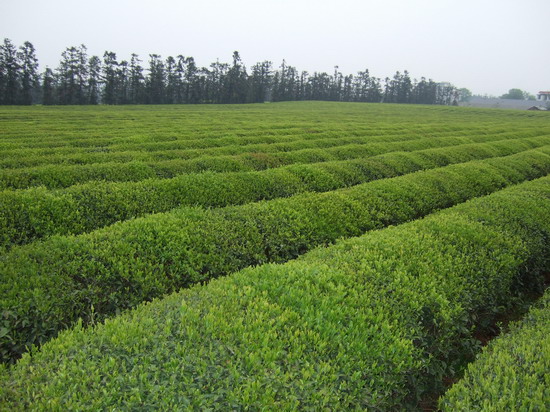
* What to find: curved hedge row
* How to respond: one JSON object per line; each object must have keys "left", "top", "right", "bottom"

{"left": 1, "top": 133, "right": 384, "bottom": 168}
{"left": 0, "top": 123, "right": 475, "bottom": 151}
{"left": 1, "top": 127, "right": 496, "bottom": 168}
{"left": 439, "top": 290, "right": 550, "bottom": 411}
{"left": 2, "top": 175, "right": 549, "bottom": 410}
{"left": 2, "top": 149, "right": 550, "bottom": 363}
{"left": 3, "top": 131, "right": 547, "bottom": 190}
{"left": 3, "top": 137, "right": 550, "bottom": 249}
{"left": 0, "top": 121, "right": 515, "bottom": 153}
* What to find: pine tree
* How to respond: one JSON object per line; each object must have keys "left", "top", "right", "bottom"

{"left": 75, "top": 45, "right": 88, "bottom": 104}
{"left": 146, "top": 54, "right": 166, "bottom": 104}
{"left": 398, "top": 70, "right": 412, "bottom": 103}
{"left": 249, "top": 60, "right": 272, "bottom": 103}
{"left": 342, "top": 74, "right": 353, "bottom": 102}
{"left": 1, "top": 39, "right": 20, "bottom": 105}
{"left": 42, "top": 67, "right": 56, "bottom": 105}
{"left": 226, "top": 51, "right": 248, "bottom": 103}
{"left": 298, "top": 70, "right": 309, "bottom": 100}
{"left": 330, "top": 66, "right": 343, "bottom": 101}
{"left": 165, "top": 56, "right": 177, "bottom": 104}
{"left": 102, "top": 51, "right": 118, "bottom": 104}
{"left": 117, "top": 60, "right": 129, "bottom": 104}
{"left": 17, "top": 41, "right": 39, "bottom": 105}
{"left": 129, "top": 54, "right": 145, "bottom": 104}
{"left": 87, "top": 56, "right": 101, "bottom": 104}
{"left": 208, "top": 59, "right": 228, "bottom": 103}
{"left": 173, "top": 56, "right": 187, "bottom": 104}
{"left": 57, "top": 46, "right": 88, "bottom": 104}
{"left": 183, "top": 56, "right": 199, "bottom": 103}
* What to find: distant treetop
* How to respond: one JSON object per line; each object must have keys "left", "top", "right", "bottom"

{"left": 1, "top": 38, "right": 461, "bottom": 106}
{"left": 500, "top": 88, "right": 535, "bottom": 100}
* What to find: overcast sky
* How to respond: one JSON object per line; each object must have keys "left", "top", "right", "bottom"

{"left": 1, "top": 0, "right": 549, "bottom": 96}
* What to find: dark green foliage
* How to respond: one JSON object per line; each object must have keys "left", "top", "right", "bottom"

{"left": 0, "top": 39, "right": 20, "bottom": 105}
{"left": 56, "top": 45, "right": 89, "bottom": 105}
{"left": 16, "top": 42, "right": 39, "bottom": 105}
{"left": 41, "top": 68, "right": 55, "bottom": 105}
{"left": 0, "top": 38, "right": 461, "bottom": 105}
{"left": 2, "top": 149, "right": 550, "bottom": 363}
{"left": 440, "top": 291, "right": 550, "bottom": 411}
{"left": 2, "top": 176, "right": 550, "bottom": 410}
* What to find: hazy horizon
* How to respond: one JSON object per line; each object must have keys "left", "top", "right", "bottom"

{"left": 2, "top": 0, "right": 549, "bottom": 97}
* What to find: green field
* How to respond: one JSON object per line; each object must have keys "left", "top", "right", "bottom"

{"left": 1, "top": 102, "right": 549, "bottom": 410}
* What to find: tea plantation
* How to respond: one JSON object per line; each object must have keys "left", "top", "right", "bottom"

{"left": 1, "top": 102, "right": 549, "bottom": 410}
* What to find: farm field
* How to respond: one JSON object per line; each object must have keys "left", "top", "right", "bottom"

{"left": 1, "top": 101, "right": 549, "bottom": 410}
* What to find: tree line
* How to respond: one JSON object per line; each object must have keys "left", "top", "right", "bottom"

{"left": 0, "top": 39, "right": 459, "bottom": 106}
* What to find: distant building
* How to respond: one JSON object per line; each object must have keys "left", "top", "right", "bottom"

{"left": 460, "top": 96, "right": 538, "bottom": 110}
{"left": 537, "top": 91, "right": 550, "bottom": 101}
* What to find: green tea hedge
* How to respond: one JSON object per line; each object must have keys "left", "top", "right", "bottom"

{"left": 3, "top": 137, "right": 549, "bottom": 249}
{"left": 2, "top": 131, "right": 546, "bottom": 189}
{"left": 440, "top": 290, "right": 550, "bottom": 411}
{"left": 2, "top": 149, "right": 550, "bottom": 363}
{"left": 1, "top": 127, "right": 482, "bottom": 168}
{"left": 2, "top": 175, "right": 549, "bottom": 410}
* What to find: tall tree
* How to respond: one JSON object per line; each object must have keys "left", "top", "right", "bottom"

{"left": 102, "top": 51, "right": 118, "bottom": 104}
{"left": 353, "top": 69, "right": 381, "bottom": 102}
{"left": 330, "top": 66, "right": 343, "bottom": 101}
{"left": 273, "top": 60, "right": 298, "bottom": 101}
{"left": 180, "top": 56, "right": 199, "bottom": 103}
{"left": 297, "top": 70, "right": 309, "bottom": 100}
{"left": 87, "top": 56, "right": 101, "bottom": 104}
{"left": 225, "top": 51, "right": 248, "bottom": 103}
{"left": 146, "top": 54, "right": 166, "bottom": 104}
{"left": 17, "top": 41, "right": 39, "bottom": 105}
{"left": 411, "top": 77, "right": 437, "bottom": 104}
{"left": 75, "top": 45, "right": 88, "bottom": 104}
{"left": 309, "top": 71, "right": 331, "bottom": 100}
{"left": 57, "top": 45, "right": 88, "bottom": 104}
{"left": 398, "top": 70, "right": 412, "bottom": 103}
{"left": 249, "top": 60, "right": 272, "bottom": 103}
{"left": 342, "top": 74, "right": 354, "bottom": 102}
{"left": 172, "top": 55, "right": 186, "bottom": 103}
{"left": 208, "top": 59, "right": 228, "bottom": 103}
{"left": 117, "top": 60, "right": 129, "bottom": 104}
{"left": 0, "top": 41, "right": 5, "bottom": 104}
{"left": 42, "top": 67, "right": 56, "bottom": 105}
{"left": 128, "top": 54, "right": 145, "bottom": 104}
{"left": 0, "top": 38, "right": 20, "bottom": 105}
{"left": 435, "top": 82, "right": 457, "bottom": 105}
{"left": 165, "top": 56, "right": 178, "bottom": 104}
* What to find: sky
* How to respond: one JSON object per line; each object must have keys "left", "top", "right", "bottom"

{"left": 1, "top": 0, "right": 549, "bottom": 97}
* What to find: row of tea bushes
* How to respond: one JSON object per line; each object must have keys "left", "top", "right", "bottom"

{"left": 2, "top": 149, "right": 550, "bottom": 363}
{"left": 1, "top": 126, "right": 494, "bottom": 166}
{"left": 2, "top": 131, "right": 547, "bottom": 189}
{"left": 0, "top": 117, "right": 467, "bottom": 149}
{"left": 1, "top": 133, "right": 385, "bottom": 168}
{"left": 440, "top": 290, "right": 550, "bottom": 411}
{"left": 3, "top": 138, "right": 550, "bottom": 249}
{"left": 1, "top": 117, "right": 516, "bottom": 153}
{"left": 2, "top": 175, "right": 549, "bottom": 410}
